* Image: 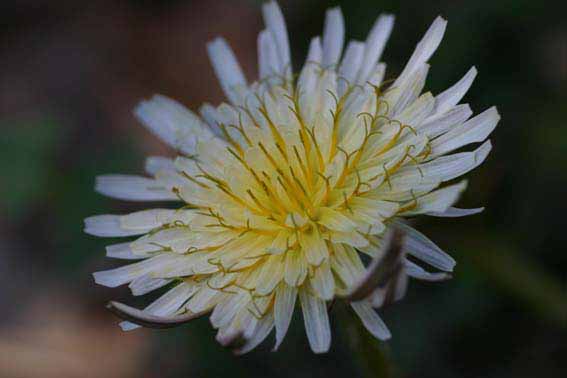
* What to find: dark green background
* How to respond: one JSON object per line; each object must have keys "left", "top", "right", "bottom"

{"left": 1, "top": 0, "right": 565, "bottom": 377}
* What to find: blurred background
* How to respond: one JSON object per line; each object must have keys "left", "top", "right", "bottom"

{"left": 1, "top": 0, "right": 565, "bottom": 377}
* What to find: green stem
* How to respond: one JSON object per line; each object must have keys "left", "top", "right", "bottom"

{"left": 337, "top": 304, "right": 396, "bottom": 378}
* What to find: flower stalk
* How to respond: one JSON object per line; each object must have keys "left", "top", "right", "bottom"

{"left": 338, "top": 303, "right": 395, "bottom": 378}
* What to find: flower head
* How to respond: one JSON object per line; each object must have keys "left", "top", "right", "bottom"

{"left": 86, "top": 1, "right": 499, "bottom": 354}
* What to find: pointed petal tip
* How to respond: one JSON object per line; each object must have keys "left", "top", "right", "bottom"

{"left": 381, "top": 331, "right": 392, "bottom": 341}
{"left": 93, "top": 271, "right": 115, "bottom": 287}
{"left": 216, "top": 331, "right": 246, "bottom": 349}
{"left": 326, "top": 6, "right": 342, "bottom": 15}
{"left": 480, "top": 139, "right": 493, "bottom": 151}
{"left": 311, "top": 346, "right": 330, "bottom": 354}
{"left": 83, "top": 227, "right": 97, "bottom": 237}
{"left": 262, "top": 0, "right": 285, "bottom": 23}
{"left": 83, "top": 215, "right": 119, "bottom": 237}
{"left": 207, "top": 36, "right": 225, "bottom": 47}
{"left": 490, "top": 106, "right": 501, "bottom": 120}
{"left": 119, "top": 321, "right": 139, "bottom": 331}
{"left": 434, "top": 15, "right": 448, "bottom": 25}
{"left": 263, "top": 0, "right": 277, "bottom": 8}
{"left": 206, "top": 37, "right": 231, "bottom": 58}
{"left": 378, "top": 13, "right": 396, "bottom": 23}
{"left": 422, "top": 91, "right": 435, "bottom": 100}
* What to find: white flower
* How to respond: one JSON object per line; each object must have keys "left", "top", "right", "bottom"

{"left": 86, "top": 1, "right": 499, "bottom": 354}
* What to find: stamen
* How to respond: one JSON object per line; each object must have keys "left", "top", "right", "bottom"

{"left": 293, "top": 145, "right": 313, "bottom": 190}
{"left": 180, "top": 170, "right": 211, "bottom": 189}
{"left": 246, "top": 189, "right": 272, "bottom": 215}
{"left": 195, "top": 163, "right": 228, "bottom": 188}
{"left": 342, "top": 191, "right": 354, "bottom": 214}
{"left": 219, "top": 123, "right": 244, "bottom": 154}
{"left": 305, "top": 127, "right": 325, "bottom": 172}
{"left": 382, "top": 163, "right": 392, "bottom": 190}
{"left": 398, "top": 189, "right": 419, "bottom": 213}
{"left": 238, "top": 103, "right": 261, "bottom": 129}
{"left": 257, "top": 99, "right": 288, "bottom": 158}
{"left": 315, "top": 171, "right": 332, "bottom": 206}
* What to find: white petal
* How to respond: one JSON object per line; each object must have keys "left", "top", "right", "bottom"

{"left": 185, "top": 286, "right": 219, "bottom": 313}
{"left": 390, "top": 64, "right": 430, "bottom": 116}
{"left": 224, "top": 310, "right": 258, "bottom": 343}
{"left": 121, "top": 282, "right": 197, "bottom": 331}
{"left": 118, "top": 209, "right": 169, "bottom": 231}
{"left": 366, "top": 62, "right": 387, "bottom": 87}
{"left": 351, "top": 301, "right": 391, "bottom": 340}
{"left": 396, "top": 91, "right": 435, "bottom": 127}
{"left": 284, "top": 249, "right": 308, "bottom": 287}
{"left": 84, "top": 215, "right": 143, "bottom": 237}
{"left": 206, "top": 37, "right": 247, "bottom": 104}
{"left": 419, "top": 104, "right": 473, "bottom": 138}
{"left": 210, "top": 291, "right": 249, "bottom": 329}
{"left": 305, "top": 36, "right": 323, "bottom": 63}
{"left": 404, "top": 259, "right": 452, "bottom": 281}
{"left": 135, "top": 95, "right": 212, "bottom": 155}
{"left": 393, "top": 272, "right": 409, "bottom": 302}
{"left": 396, "top": 222, "right": 456, "bottom": 271}
{"left": 330, "top": 244, "right": 365, "bottom": 289}
{"left": 95, "top": 175, "right": 177, "bottom": 201}
{"left": 401, "top": 180, "right": 468, "bottom": 215}
{"left": 298, "top": 37, "right": 323, "bottom": 96}
{"left": 154, "top": 169, "right": 187, "bottom": 190}
{"left": 299, "top": 289, "right": 331, "bottom": 353}
{"left": 372, "top": 181, "right": 439, "bottom": 202}
{"left": 431, "top": 107, "right": 500, "bottom": 156}
{"left": 426, "top": 206, "right": 484, "bottom": 217}
{"left": 317, "top": 207, "right": 356, "bottom": 232}
{"left": 433, "top": 66, "right": 477, "bottom": 115}
{"left": 146, "top": 282, "right": 196, "bottom": 315}
{"left": 356, "top": 14, "right": 395, "bottom": 84}
{"left": 254, "top": 254, "right": 284, "bottom": 296}
{"left": 274, "top": 284, "right": 297, "bottom": 350}
{"left": 145, "top": 156, "right": 175, "bottom": 176}
{"left": 258, "top": 29, "right": 280, "bottom": 81}
{"left": 198, "top": 103, "right": 218, "bottom": 126}
{"left": 338, "top": 40, "right": 365, "bottom": 95}
{"left": 234, "top": 313, "right": 275, "bottom": 355}
{"left": 300, "top": 226, "right": 329, "bottom": 266}
{"left": 120, "top": 209, "right": 192, "bottom": 231}
{"left": 129, "top": 274, "right": 172, "bottom": 296}
{"left": 85, "top": 209, "right": 190, "bottom": 237}
{"left": 262, "top": 1, "right": 291, "bottom": 76}
{"left": 198, "top": 103, "right": 225, "bottom": 139}
{"left": 267, "top": 230, "right": 290, "bottom": 255}
{"left": 329, "top": 231, "right": 369, "bottom": 249}
{"left": 414, "top": 140, "right": 493, "bottom": 182}
{"left": 310, "top": 260, "right": 335, "bottom": 300}
{"left": 395, "top": 16, "right": 447, "bottom": 85}
{"left": 106, "top": 242, "right": 144, "bottom": 260}
{"left": 93, "top": 254, "right": 182, "bottom": 288}
{"left": 119, "top": 321, "right": 138, "bottom": 331}
{"left": 322, "top": 7, "right": 345, "bottom": 67}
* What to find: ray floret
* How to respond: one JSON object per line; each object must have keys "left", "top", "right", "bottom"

{"left": 86, "top": 1, "right": 499, "bottom": 354}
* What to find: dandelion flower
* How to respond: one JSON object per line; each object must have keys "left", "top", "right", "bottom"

{"left": 86, "top": 1, "right": 499, "bottom": 354}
